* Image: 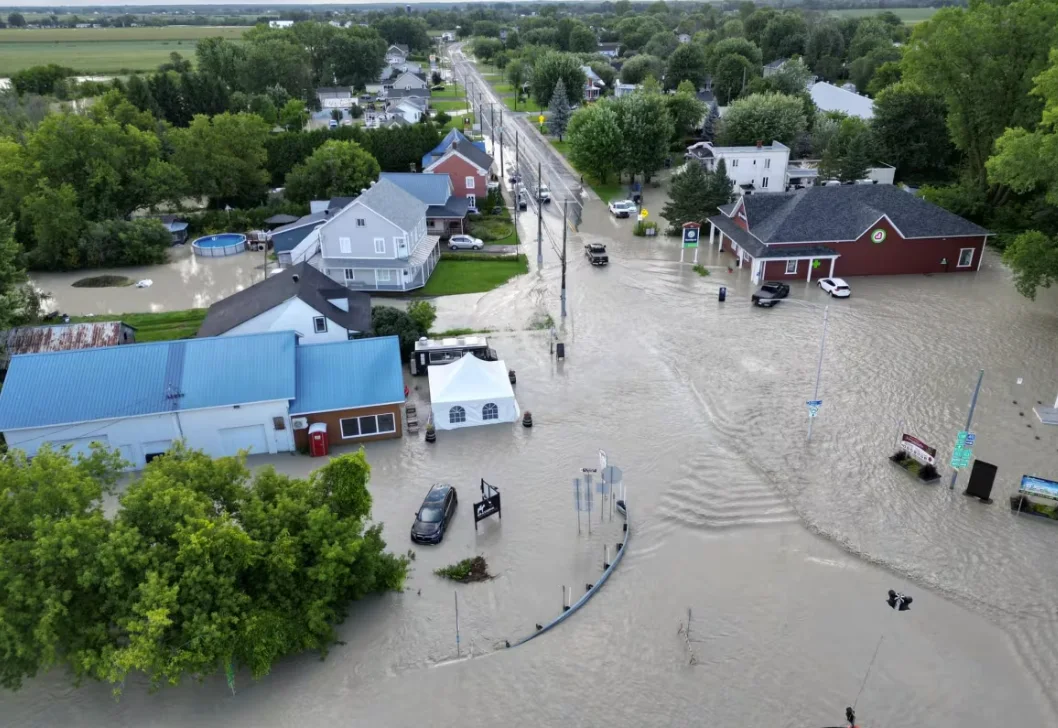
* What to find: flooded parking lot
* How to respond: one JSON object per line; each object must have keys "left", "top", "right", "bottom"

{"left": 7, "top": 184, "right": 1058, "bottom": 726}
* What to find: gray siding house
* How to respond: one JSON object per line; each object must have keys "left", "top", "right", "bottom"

{"left": 291, "top": 179, "right": 440, "bottom": 292}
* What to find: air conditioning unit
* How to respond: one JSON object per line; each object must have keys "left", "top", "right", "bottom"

{"left": 292, "top": 417, "right": 309, "bottom": 430}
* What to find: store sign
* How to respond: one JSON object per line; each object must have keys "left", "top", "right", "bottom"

{"left": 950, "top": 430, "right": 975, "bottom": 470}
{"left": 1019, "top": 475, "right": 1058, "bottom": 502}
{"left": 900, "top": 433, "right": 936, "bottom": 465}
{"left": 871, "top": 229, "right": 886, "bottom": 244}
{"left": 682, "top": 226, "right": 699, "bottom": 249}
{"left": 474, "top": 479, "right": 501, "bottom": 529}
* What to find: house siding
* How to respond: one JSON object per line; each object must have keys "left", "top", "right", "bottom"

{"left": 223, "top": 298, "right": 354, "bottom": 342}
{"left": 428, "top": 155, "right": 487, "bottom": 203}
{"left": 293, "top": 403, "right": 403, "bottom": 448}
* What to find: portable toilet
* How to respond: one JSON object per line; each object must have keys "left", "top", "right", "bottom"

{"left": 308, "top": 422, "right": 329, "bottom": 457}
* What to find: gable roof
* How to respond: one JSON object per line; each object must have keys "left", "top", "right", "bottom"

{"left": 341, "top": 178, "right": 426, "bottom": 232}
{"left": 197, "top": 263, "right": 372, "bottom": 337}
{"left": 809, "top": 81, "right": 874, "bottom": 119}
{"left": 0, "top": 331, "right": 297, "bottom": 431}
{"left": 270, "top": 211, "right": 330, "bottom": 252}
{"left": 421, "top": 129, "right": 488, "bottom": 168}
{"left": 740, "top": 185, "right": 989, "bottom": 244}
{"left": 426, "top": 140, "right": 493, "bottom": 175}
{"left": 388, "top": 43, "right": 409, "bottom": 55}
{"left": 388, "top": 87, "right": 429, "bottom": 99}
{"left": 3, "top": 321, "right": 135, "bottom": 359}
{"left": 379, "top": 172, "right": 453, "bottom": 206}
{"left": 317, "top": 87, "right": 352, "bottom": 96}
{"left": 290, "top": 336, "right": 405, "bottom": 415}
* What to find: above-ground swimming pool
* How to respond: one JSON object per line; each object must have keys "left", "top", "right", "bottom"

{"left": 191, "top": 233, "right": 247, "bottom": 258}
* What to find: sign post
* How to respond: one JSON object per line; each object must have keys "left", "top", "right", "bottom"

{"left": 473, "top": 479, "right": 501, "bottom": 530}
{"left": 681, "top": 222, "right": 701, "bottom": 264}
{"left": 950, "top": 369, "right": 984, "bottom": 490}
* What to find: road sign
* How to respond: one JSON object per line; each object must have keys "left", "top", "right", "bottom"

{"left": 537, "top": 115, "right": 545, "bottom": 124}
{"left": 599, "top": 450, "right": 607, "bottom": 472}
{"left": 806, "top": 399, "right": 822, "bottom": 418}
{"left": 640, "top": 208, "right": 649, "bottom": 218}
{"left": 950, "top": 430, "right": 975, "bottom": 469}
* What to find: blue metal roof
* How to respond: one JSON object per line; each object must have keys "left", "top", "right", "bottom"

{"left": 421, "top": 129, "right": 487, "bottom": 168}
{"left": 290, "top": 336, "right": 404, "bottom": 415}
{"left": 0, "top": 331, "right": 297, "bottom": 431}
{"left": 379, "top": 172, "right": 452, "bottom": 206}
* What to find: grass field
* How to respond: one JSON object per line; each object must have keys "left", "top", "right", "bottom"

{"left": 431, "top": 99, "right": 470, "bottom": 112}
{"left": 416, "top": 255, "right": 528, "bottom": 296}
{"left": 0, "top": 26, "right": 245, "bottom": 76}
{"left": 504, "top": 96, "right": 543, "bottom": 112}
{"left": 430, "top": 86, "right": 465, "bottom": 100}
{"left": 550, "top": 140, "right": 625, "bottom": 202}
{"left": 68, "top": 308, "right": 207, "bottom": 342}
{"left": 826, "top": 7, "right": 938, "bottom": 23}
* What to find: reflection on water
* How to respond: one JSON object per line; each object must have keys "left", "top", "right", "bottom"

{"left": 6, "top": 194, "right": 1058, "bottom": 727}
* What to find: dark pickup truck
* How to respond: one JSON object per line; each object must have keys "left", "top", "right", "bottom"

{"left": 752, "top": 281, "right": 790, "bottom": 307}
{"left": 585, "top": 243, "right": 609, "bottom": 266}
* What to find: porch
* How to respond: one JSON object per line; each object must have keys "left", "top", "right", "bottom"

{"left": 708, "top": 215, "right": 839, "bottom": 284}
{"left": 321, "top": 237, "right": 441, "bottom": 292}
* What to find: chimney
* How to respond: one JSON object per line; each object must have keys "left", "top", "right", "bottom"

{"left": 756, "top": 140, "right": 763, "bottom": 149}
{"left": 292, "top": 274, "right": 300, "bottom": 283}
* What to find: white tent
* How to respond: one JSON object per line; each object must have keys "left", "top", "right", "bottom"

{"left": 428, "top": 353, "right": 520, "bottom": 430}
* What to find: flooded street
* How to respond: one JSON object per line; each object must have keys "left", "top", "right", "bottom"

{"left": 8, "top": 174, "right": 1058, "bottom": 726}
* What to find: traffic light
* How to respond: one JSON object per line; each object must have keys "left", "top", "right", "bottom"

{"left": 887, "top": 589, "right": 912, "bottom": 611}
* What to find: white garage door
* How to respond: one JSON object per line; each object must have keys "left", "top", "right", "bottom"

{"left": 219, "top": 425, "right": 268, "bottom": 456}
{"left": 49, "top": 436, "right": 110, "bottom": 459}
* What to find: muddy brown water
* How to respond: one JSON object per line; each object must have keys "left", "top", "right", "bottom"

{"left": 10, "top": 186, "right": 1058, "bottom": 727}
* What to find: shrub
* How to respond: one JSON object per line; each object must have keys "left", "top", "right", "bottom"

{"left": 434, "top": 556, "right": 491, "bottom": 582}
{"left": 633, "top": 220, "right": 658, "bottom": 237}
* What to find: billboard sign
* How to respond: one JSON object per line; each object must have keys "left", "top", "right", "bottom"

{"left": 1019, "top": 475, "right": 1058, "bottom": 502}
{"left": 474, "top": 479, "right": 501, "bottom": 529}
{"left": 682, "top": 224, "right": 700, "bottom": 249}
{"left": 900, "top": 433, "right": 936, "bottom": 466}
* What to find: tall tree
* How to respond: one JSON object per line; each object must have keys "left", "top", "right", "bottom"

{"left": 615, "top": 89, "right": 673, "bottom": 182}
{"left": 531, "top": 52, "right": 585, "bottom": 107}
{"left": 566, "top": 100, "right": 624, "bottom": 185}
{"left": 326, "top": 29, "right": 387, "bottom": 91}
{"left": 620, "top": 55, "right": 664, "bottom": 85}
{"left": 713, "top": 54, "right": 754, "bottom": 105}
{"left": 284, "top": 140, "right": 381, "bottom": 203}
{"left": 171, "top": 112, "right": 272, "bottom": 207}
{"left": 819, "top": 118, "right": 875, "bottom": 183}
{"left": 569, "top": 25, "right": 598, "bottom": 54}
{"left": 666, "top": 81, "right": 707, "bottom": 143}
{"left": 506, "top": 59, "right": 529, "bottom": 110}
{"left": 666, "top": 42, "right": 709, "bottom": 90}
{"left": 547, "top": 79, "right": 572, "bottom": 142}
{"left": 760, "top": 12, "right": 807, "bottom": 62}
{"left": 661, "top": 160, "right": 731, "bottom": 232}
{"left": 716, "top": 92, "right": 807, "bottom": 147}
{"left": 872, "top": 82, "right": 952, "bottom": 181}
{"left": 0, "top": 220, "right": 38, "bottom": 327}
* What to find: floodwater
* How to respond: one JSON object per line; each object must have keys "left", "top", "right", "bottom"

{"left": 9, "top": 170, "right": 1058, "bottom": 727}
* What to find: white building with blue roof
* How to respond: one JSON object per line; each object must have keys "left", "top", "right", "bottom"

{"left": 0, "top": 332, "right": 406, "bottom": 469}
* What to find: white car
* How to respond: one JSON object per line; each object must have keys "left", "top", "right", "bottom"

{"left": 818, "top": 277, "right": 851, "bottom": 298}
{"left": 537, "top": 185, "right": 551, "bottom": 203}
{"left": 609, "top": 200, "right": 637, "bottom": 218}
{"left": 448, "top": 234, "right": 484, "bottom": 251}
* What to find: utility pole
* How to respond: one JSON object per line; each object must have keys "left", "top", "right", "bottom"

{"left": 498, "top": 129, "right": 504, "bottom": 192}
{"left": 536, "top": 162, "right": 543, "bottom": 269}
{"left": 806, "top": 305, "right": 830, "bottom": 442}
{"left": 489, "top": 103, "right": 495, "bottom": 150}
{"left": 561, "top": 201, "right": 568, "bottom": 318}
{"left": 950, "top": 369, "right": 985, "bottom": 490}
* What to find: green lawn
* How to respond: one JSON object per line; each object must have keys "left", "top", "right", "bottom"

{"left": 442, "top": 112, "right": 474, "bottom": 133}
{"left": 550, "top": 140, "right": 625, "bottom": 202}
{"left": 430, "top": 86, "right": 466, "bottom": 100}
{"left": 431, "top": 99, "right": 470, "bottom": 112}
{"left": 503, "top": 96, "right": 543, "bottom": 112}
{"left": 826, "top": 7, "right": 937, "bottom": 23}
{"left": 492, "top": 82, "right": 514, "bottom": 94}
{"left": 417, "top": 256, "right": 528, "bottom": 296}
{"left": 0, "top": 26, "right": 245, "bottom": 75}
{"left": 68, "top": 309, "right": 208, "bottom": 343}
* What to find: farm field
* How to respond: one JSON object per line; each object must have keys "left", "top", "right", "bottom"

{"left": 0, "top": 26, "right": 245, "bottom": 75}
{"left": 826, "top": 7, "right": 939, "bottom": 23}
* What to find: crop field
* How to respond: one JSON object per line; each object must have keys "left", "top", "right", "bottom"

{"left": 826, "top": 7, "right": 939, "bottom": 23}
{"left": 0, "top": 26, "right": 245, "bottom": 76}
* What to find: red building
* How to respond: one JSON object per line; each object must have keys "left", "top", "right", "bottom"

{"left": 707, "top": 185, "right": 990, "bottom": 282}
{"left": 423, "top": 140, "right": 493, "bottom": 212}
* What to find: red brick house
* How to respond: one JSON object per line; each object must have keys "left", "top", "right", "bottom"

{"left": 707, "top": 185, "right": 990, "bottom": 283}
{"left": 423, "top": 140, "right": 493, "bottom": 212}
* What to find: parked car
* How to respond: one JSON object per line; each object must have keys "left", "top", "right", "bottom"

{"left": 585, "top": 243, "right": 609, "bottom": 266}
{"left": 328, "top": 119, "right": 338, "bottom": 129}
{"left": 751, "top": 281, "right": 790, "bottom": 307}
{"left": 818, "top": 277, "right": 851, "bottom": 298}
{"left": 410, "top": 483, "right": 458, "bottom": 544}
{"left": 608, "top": 200, "right": 636, "bottom": 218}
{"left": 537, "top": 185, "right": 551, "bottom": 203}
{"left": 517, "top": 188, "right": 529, "bottom": 211}
{"left": 448, "top": 234, "right": 484, "bottom": 251}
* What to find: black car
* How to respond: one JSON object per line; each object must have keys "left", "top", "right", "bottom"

{"left": 410, "top": 483, "right": 458, "bottom": 544}
{"left": 751, "top": 281, "right": 790, "bottom": 307}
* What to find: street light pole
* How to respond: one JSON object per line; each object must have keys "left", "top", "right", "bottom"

{"left": 536, "top": 161, "right": 543, "bottom": 269}
{"left": 950, "top": 369, "right": 985, "bottom": 490}
{"left": 561, "top": 201, "right": 568, "bottom": 318}
{"left": 806, "top": 305, "right": 830, "bottom": 442}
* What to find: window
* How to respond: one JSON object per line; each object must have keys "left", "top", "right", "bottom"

{"left": 373, "top": 237, "right": 386, "bottom": 254}
{"left": 339, "top": 413, "right": 397, "bottom": 439}
{"left": 449, "top": 405, "right": 466, "bottom": 424}
{"left": 482, "top": 403, "right": 499, "bottom": 421}
{"left": 764, "top": 158, "right": 771, "bottom": 169}
{"left": 761, "top": 177, "right": 769, "bottom": 189}
{"left": 467, "top": 194, "right": 476, "bottom": 209}
{"left": 344, "top": 268, "right": 355, "bottom": 281}
{"left": 313, "top": 316, "right": 327, "bottom": 333}
{"left": 785, "top": 259, "right": 798, "bottom": 274}
{"left": 429, "top": 350, "right": 462, "bottom": 364}
{"left": 356, "top": 218, "right": 366, "bottom": 227}
{"left": 957, "top": 248, "right": 974, "bottom": 268}
{"left": 465, "top": 176, "right": 475, "bottom": 189}
{"left": 731, "top": 159, "right": 739, "bottom": 168}
{"left": 339, "top": 236, "right": 351, "bottom": 254}
{"left": 377, "top": 269, "right": 392, "bottom": 282}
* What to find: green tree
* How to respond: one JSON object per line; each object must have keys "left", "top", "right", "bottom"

{"left": 644, "top": 32, "right": 679, "bottom": 60}
{"left": 471, "top": 37, "right": 503, "bottom": 63}
{"left": 805, "top": 20, "right": 845, "bottom": 78}
{"left": 848, "top": 18, "right": 893, "bottom": 60}
{"left": 278, "top": 99, "right": 308, "bottom": 132}
{"left": 760, "top": 12, "right": 807, "bottom": 62}
{"left": 531, "top": 52, "right": 585, "bottom": 107}
{"left": 406, "top": 300, "right": 436, "bottom": 334}
{"left": 709, "top": 37, "right": 763, "bottom": 70}
{"left": 284, "top": 140, "right": 381, "bottom": 204}
{"left": 661, "top": 160, "right": 731, "bottom": 232}
{"left": 547, "top": 79, "right": 572, "bottom": 141}
{"left": 506, "top": 59, "right": 529, "bottom": 110}
{"left": 569, "top": 25, "right": 598, "bottom": 54}
{"left": 866, "top": 61, "right": 902, "bottom": 97}
{"left": 240, "top": 38, "right": 312, "bottom": 99}
{"left": 10, "top": 64, "right": 74, "bottom": 96}
{"left": 848, "top": 45, "right": 900, "bottom": 95}
{"left": 722, "top": 19, "right": 744, "bottom": 39}
{"left": 472, "top": 20, "right": 501, "bottom": 38}
{"left": 249, "top": 93, "right": 279, "bottom": 125}
{"left": 620, "top": 55, "right": 664, "bottom": 85}
{"left": 819, "top": 117, "right": 875, "bottom": 183}
{"left": 616, "top": 15, "right": 666, "bottom": 52}
{"left": 7, "top": 12, "right": 26, "bottom": 27}
{"left": 743, "top": 8, "right": 777, "bottom": 46}
{"left": 717, "top": 92, "right": 807, "bottom": 147}
{"left": 713, "top": 54, "right": 755, "bottom": 106}
{"left": 77, "top": 218, "right": 171, "bottom": 269}
{"left": 567, "top": 100, "right": 624, "bottom": 185}
{"left": 666, "top": 81, "right": 707, "bottom": 143}
{"left": 615, "top": 89, "right": 673, "bottom": 182}
{"left": 589, "top": 61, "right": 616, "bottom": 90}
{"left": 1000, "top": 231, "right": 1058, "bottom": 299}
{"left": 0, "top": 220, "right": 38, "bottom": 328}
{"left": 326, "top": 29, "right": 387, "bottom": 91}
{"left": 371, "top": 305, "right": 422, "bottom": 358}
{"left": 375, "top": 15, "right": 431, "bottom": 51}
{"left": 666, "top": 43, "right": 709, "bottom": 90}
{"left": 872, "top": 82, "right": 952, "bottom": 181}
{"left": 171, "top": 112, "right": 272, "bottom": 207}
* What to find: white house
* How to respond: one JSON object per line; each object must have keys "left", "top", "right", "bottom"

{"left": 614, "top": 82, "right": 639, "bottom": 98}
{"left": 385, "top": 44, "right": 410, "bottom": 64}
{"left": 391, "top": 70, "right": 429, "bottom": 91}
{"left": 291, "top": 178, "right": 440, "bottom": 291}
{"left": 317, "top": 87, "right": 354, "bottom": 110}
{"left": 269, "top": 19, "right": 294, "bottom": 28}
{"left": 685, "top": 140, "right": 791, "bottom": 194}
{"left": 197, "top": 263, "right": 372, "bottom": 343}
{"left": 809, "top": 81, "right": 875, "bottom": 120}
{"left": 597, "top": 41, "right": 620, "bottom": 58}
{"left": 387, "top": 99, "right": 424, "bottom": 123}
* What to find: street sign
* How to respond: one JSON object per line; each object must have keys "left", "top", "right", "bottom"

{"left": 537, "top": 115, "right": 545, "bottom": 124}
{"left": 806, "top": 399, "right": 822, "bottom": 418}
{"left": 950, "top": 430, "right": 975, "bottom": 469}
{"left": 599, "top": 449, "right": 607, "bottom": 472}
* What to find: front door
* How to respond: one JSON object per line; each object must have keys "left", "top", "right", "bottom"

{"left": 467, "top": 194, "right": 476, "bottom": 210}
